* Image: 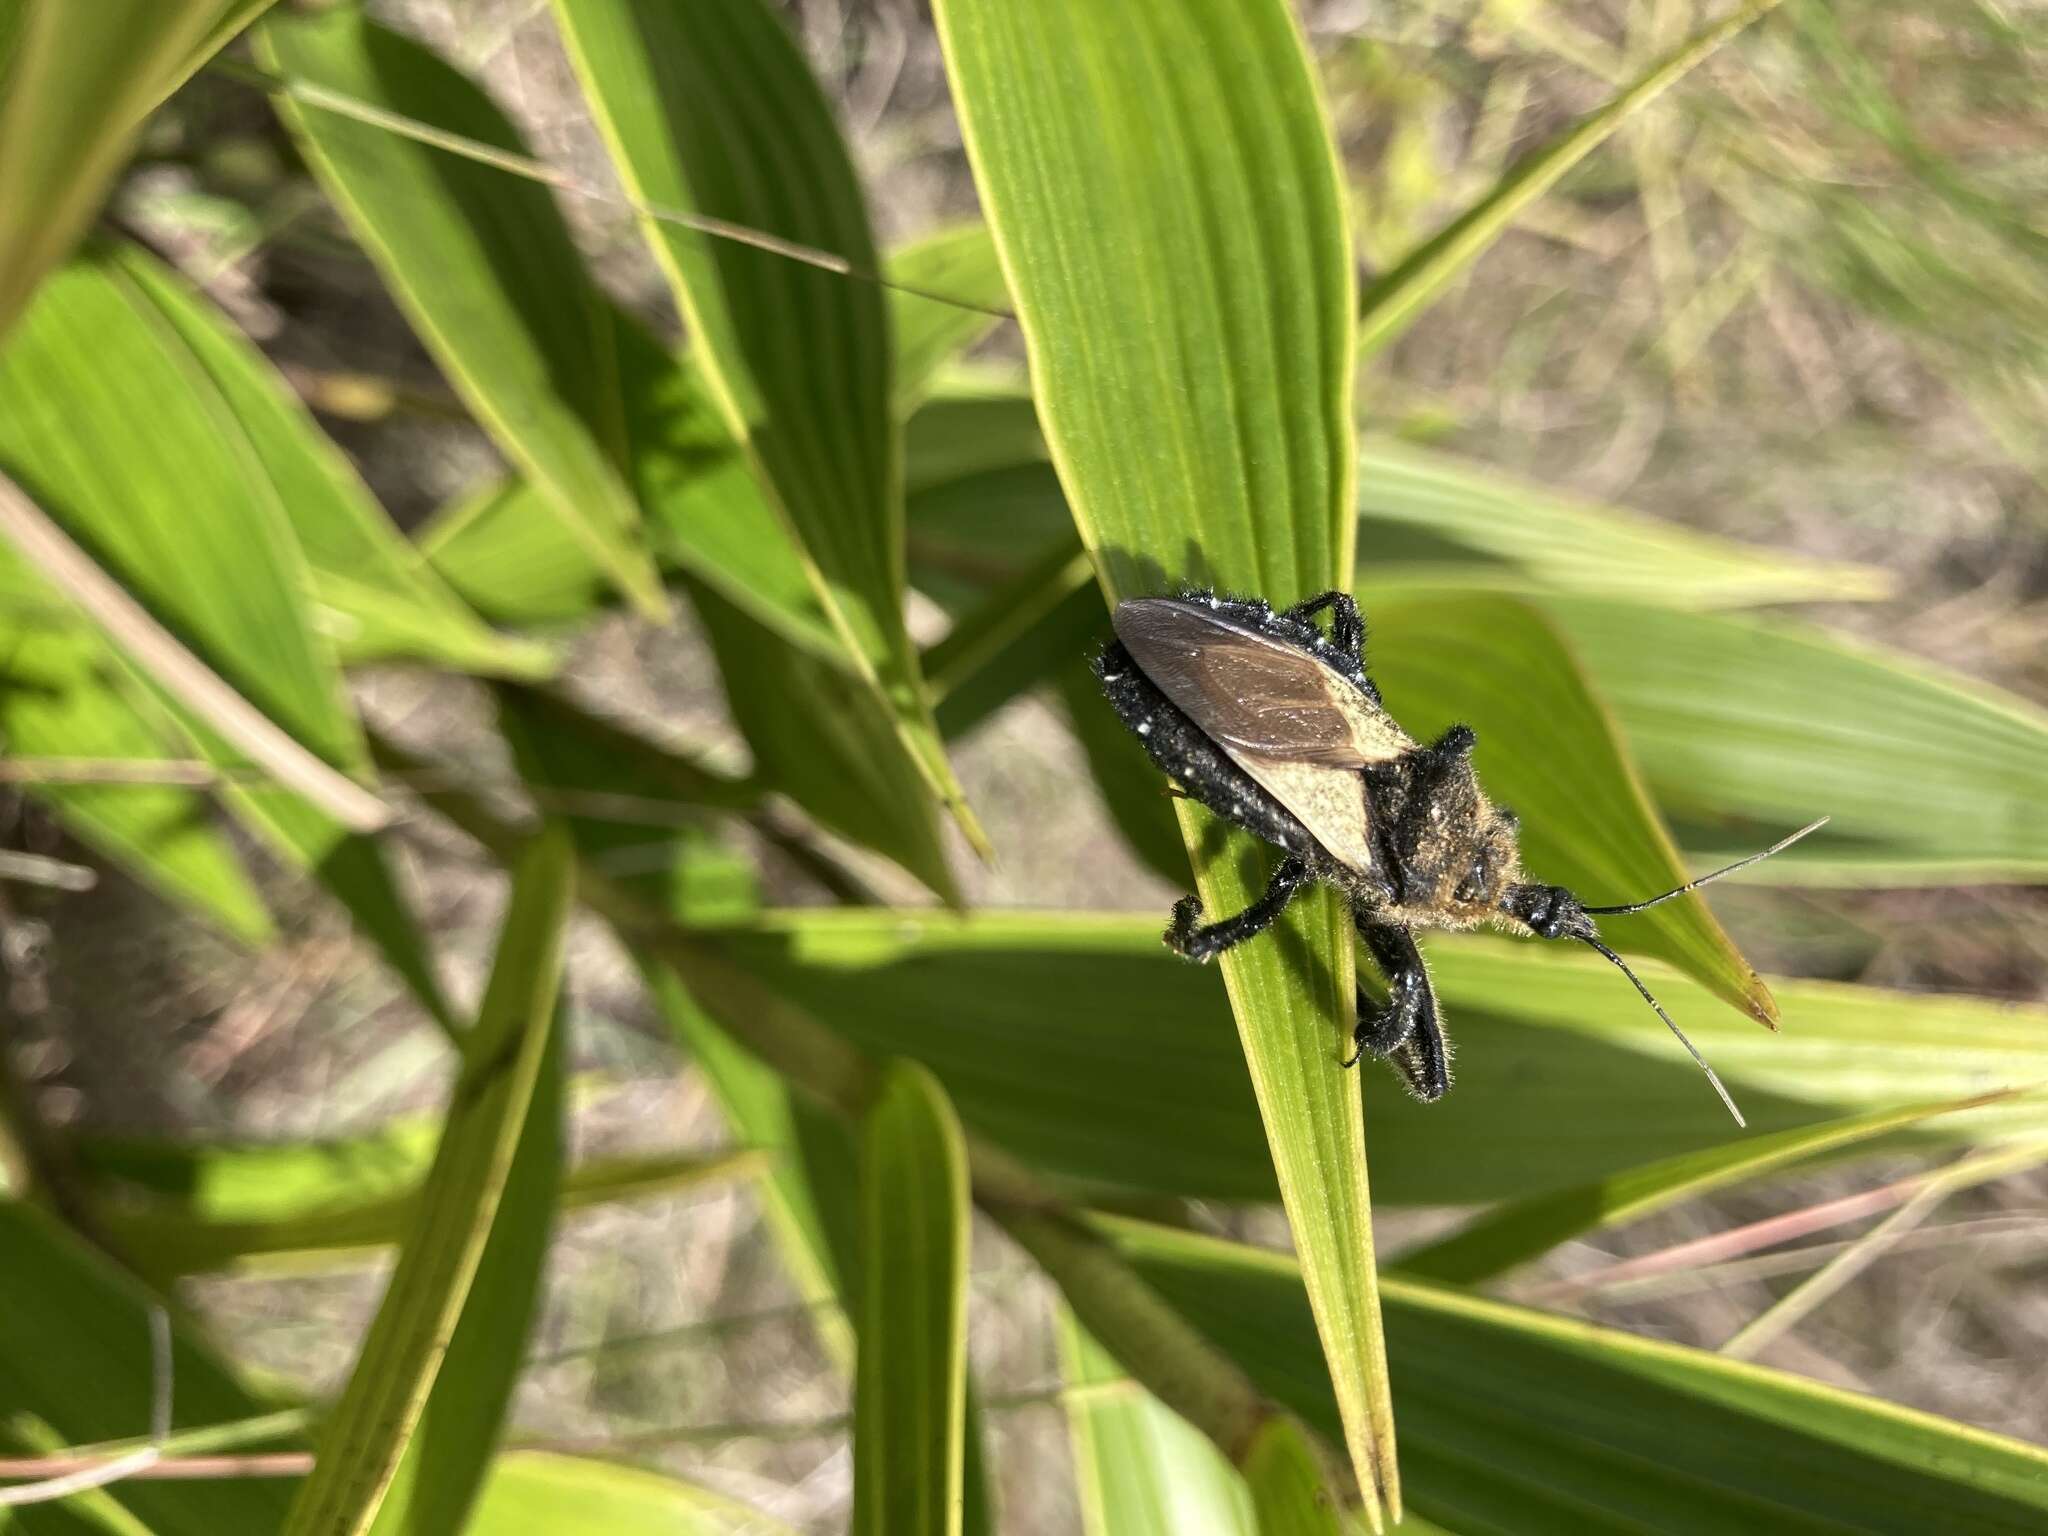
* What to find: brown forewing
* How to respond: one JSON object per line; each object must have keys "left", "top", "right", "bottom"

{"left": 1113, "top": 598, "right": 1411, "bottom": 765}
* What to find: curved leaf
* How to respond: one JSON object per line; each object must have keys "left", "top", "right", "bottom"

{"left": 109, "top": 243, "right": 552, "bottom": 680}
{"left": 932, "top": 0, "right": 1394, "bottom": 1516}
{"left": 282, "top": 829, "right": 571, "bottom": 1536}
{"left": 852, "top": 1062, "right": 972, "bottom": 1536}
{"left": 1360, "top": 588, "right": 1779, "bottom": 1028}
{"left": 1551, "top": 599, "right": 2048, "bottom": 884}
{"left": 553, "top": 0, "right": 984, "bottom": 855}
{"left": 0, "top": 0, "right": 272, "bottom": 336}
{"left": 1101, "top": 1217, "right": 2048, "bottom": 1536}
{"left": 468, "top": 1451, "right": 797, "bottom": 1535}
{"left": 256, "top": 10, "right": 664, "bottom": 619}
{"left": 726, "top": 910, "right": 2048, "bottom": 1208}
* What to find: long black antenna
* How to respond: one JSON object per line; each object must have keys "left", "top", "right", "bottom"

{"left": 1583, "top": 817, "right": 1830, "bottom": 917}
{"left": 1580, "top": 935, "right": 1746, "bottom": 1127}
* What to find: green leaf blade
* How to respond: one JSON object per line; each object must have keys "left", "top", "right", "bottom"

{"left": 282, "top": 829, "right": 572, "bottom": 1536}
{"left": 931, "top": 0, "right": 1393, "bottom": 1515}
{"left": 256, "top": 10, "right": 664, "bottom": 619}
{"left": 853, "top": 1062, "right": 972, "bottom": 1536}
{"left": 554, "top": 0, "right": 984, "bottom": 855}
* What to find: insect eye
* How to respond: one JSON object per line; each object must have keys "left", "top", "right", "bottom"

{"left": 1456, "top": 861, "right": 1488, "bottom": 903}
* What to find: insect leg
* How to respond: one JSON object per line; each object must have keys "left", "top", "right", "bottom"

{"left": 1165, "top": 855, "right": 1313, "bottom": 961}
{"left": 1280, "top": 590, "right": 1363, "bottom": 661}
{"left": 1346, "top": 919, "right": 1450, "bottom": 1101}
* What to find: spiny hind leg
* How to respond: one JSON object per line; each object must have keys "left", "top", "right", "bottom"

{"left": 1347, "top": 916, "right": 1451, "bottom": 1102}
{"left": 1165, "top": 856, "right": 1313, "bottom": 962}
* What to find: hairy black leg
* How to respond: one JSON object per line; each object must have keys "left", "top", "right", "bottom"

{"left": 1281, "top": 590, "right": 1363, "bottom": 662}
{"left": 1345, "top": 919, "right": 1450, "bottom": 1101}
{"left": 1165, "top": 855, "right": 1312, "bottom": 962}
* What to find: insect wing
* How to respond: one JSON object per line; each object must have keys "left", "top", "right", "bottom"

{"left": 1112, "top": 599, "right": 1408, "bottom": 766}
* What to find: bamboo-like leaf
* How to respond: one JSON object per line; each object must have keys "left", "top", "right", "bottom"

{"left": 368, "top": 1022, "right": 561, "bottom": 1536}
{"left": 1397, "top": 1092, "right": 2008, "bottom": 1284}
{"left": 553, "top": 0, "right": 985, "bottom": 856}
{"left": 690, "top": 578, "right": 958, "bottom": 903}
{"left": 0, "top": 0, "right": 274, "bottom": 336}
{"left": 852, "top": 1062, "right": 972, "bottom": 1536}
{"left": 1100, "top": 1217, "right": 2048, "bottom": 1535}
{"left": 931, "top": 0, "right": 1395, "bottom": 1517}
{"left": 1058, "top": 1311, "right": 1257, "bottom": 1536}
{"left": 1241, "top": 1417, "right": 1344, "bottom": 1536}
{"left": 887, "top": 222, "right": 1012, "bottom": 413}
{"left": 1354, "top": 0, "right": 1786, "bottom": 359}
{"left": 80, "top": 1122, "right": 756, "bottom": 1277}
{"left": 282, "top": 829, "right": 571, "bottom": 1536}
{"left": 255, "top": 10, "right": 664, "bottom": 619}
{"left": 0, "top": 618, "right": 273, "bottom": 942}
{"left": 1353, "top": 437, "right": 1887, "bottom": 606}
{"left": 1359, "top": 588, "right": 1778, "bottom": 1027}
{"left": 0, "top": 1201, "right": 303, "bottom": 1531}
{"left": 468, "top": 1451, "right": 799, "bottom": 1535}
{"left": 1550, "top": 599, "right": 2048, "bottom": 884}
{"left": 0, "top": 253, "right": 376, "bottom": 814}
{"left": 723, "top": 910, "right": 2048, "bottom": 1208}
{"left": 109, "top": 242, "right": 553, "bottom": 680}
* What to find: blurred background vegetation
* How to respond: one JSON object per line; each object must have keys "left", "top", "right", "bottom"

{"left": 3, "top": 0, "right": 2047, "bottom": 1531}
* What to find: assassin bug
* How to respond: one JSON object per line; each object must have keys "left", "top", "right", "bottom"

{"left": 1095, "top": 590, "right": 1825, "bottom": 1124}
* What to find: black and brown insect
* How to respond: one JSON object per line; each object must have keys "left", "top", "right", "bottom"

{"left": 1095, "top": 589, "right": 1824, "bottom": 1123}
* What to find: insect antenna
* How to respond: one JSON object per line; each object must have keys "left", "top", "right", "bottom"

{"left": 1582, "top": 817, "right": 1830, "bottom": 917}
{"left": 1580, "top": 935, "right": 1746, "bottom": 1127}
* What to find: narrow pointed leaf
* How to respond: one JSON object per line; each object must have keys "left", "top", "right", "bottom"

{"left": 1359, "top": 589, "right": 1777, "bottom": 1026}
{"left": 0, "top": 1202, "right": 303, "bottom": 1532}
{"left": 1059, "top": 1311, "right": 1257, "bottom": 1536}
{"left": 0, "top": 0, "right": 274, "bottom": 337}
{"left": 1100, "top": 1217, "right": 2048, "bottom": 1536}
{"left": 1354, "top": 437, "right": 1887, "bottom": 606}
{"left": 282, "top": 829, "right": 571, "bottom": 1536}
{"left": 109, "top": 242, "right": 553, "bottom": 680}
{"left": 1551, "top": 600, "right": 2048, "bottom": 884}
{"left": 1398, "top": 1092, "right": 2008, "bottom": 1284}
{"left": 725, "top": 910, "right": 2048, "bottom": 1207}
{"left": 932, "top": 0, "right": 1394, "bottom": 1515}
{"left": 554, "top": 0, "right": 984, "bottom": 854}
{"left": 0, "top": 618, "right": 272, "bottom": 942}
{"left": 256, "top": 10, "right": 664, "bottom": 618}
{"left": 368, "top": 1023, "right": 561, "bottom": 1536}
{"left": 852, "top": 1063, "right": 972, "bottom": 1536}
{"left": 468, "top": 1452, "right": 799, "bottom": 1535}
{"left": 1355, "top": 0, "right": 1785, "bottom": 359}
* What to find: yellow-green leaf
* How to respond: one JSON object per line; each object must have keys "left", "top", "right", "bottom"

{"left": 553, "top": 0, "right": 984, "bottom": 856}
{"left": 256, "top": 10, "right": 664, "bottom": 619}
{"left": 0, "top": 0, "right": 274, "bottom": 336}
{"left": 852, "top": 1062, "right": 972, "bottom": 1536}
{"left": 932, "top": 0, "right": 1391, "bottom": 1514}
{"left": 282, "top": 829, "right": 571, "bottom": 1536}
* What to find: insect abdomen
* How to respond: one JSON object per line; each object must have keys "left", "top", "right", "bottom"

{"left": 1094, "top": 642, "right": 1325, "bottom": 861}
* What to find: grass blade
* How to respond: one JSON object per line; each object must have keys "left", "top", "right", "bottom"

{"left": 1398, "top": 1092, "right": 2013, "bottom": 1284}
{"left": 282, "top": 829, "right": 572, "bottom": 1536}
{"left": 1058, "top": 1310, "right": 1257, "bottom": 1536}
{"left": 1355, "top": 0, "right": 1785, "bottom": 359}
{"left": 0, "top": 1, "right": 270, "bottom": 336}
{"left": 468, "top": 1451, "right": 798, "bottom": 1534}
{"left": 554, "top": 0, "right": 986, "bottom": 857}
{"left": 1360, "top": 589, "right": 1781, "bottom": 1027}
{"left": 1102, "top": 1216, "right": 2048, "bottom": 1534}
{"left": 255, "top": 10, "right": 664, "bottom": 619}
{"left": 931, "top": 0, "right": 1394, "bottom": 1517}
{"left": 852, "top": 1063, "right": 972, "bottom": 1536}
{"left": 1551, "top": 599, "right": 2048, "bottom": 885}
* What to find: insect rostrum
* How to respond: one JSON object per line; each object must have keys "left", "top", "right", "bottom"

{"left": 1096, "top": 590, "right": 1822, "bottom": 1124}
